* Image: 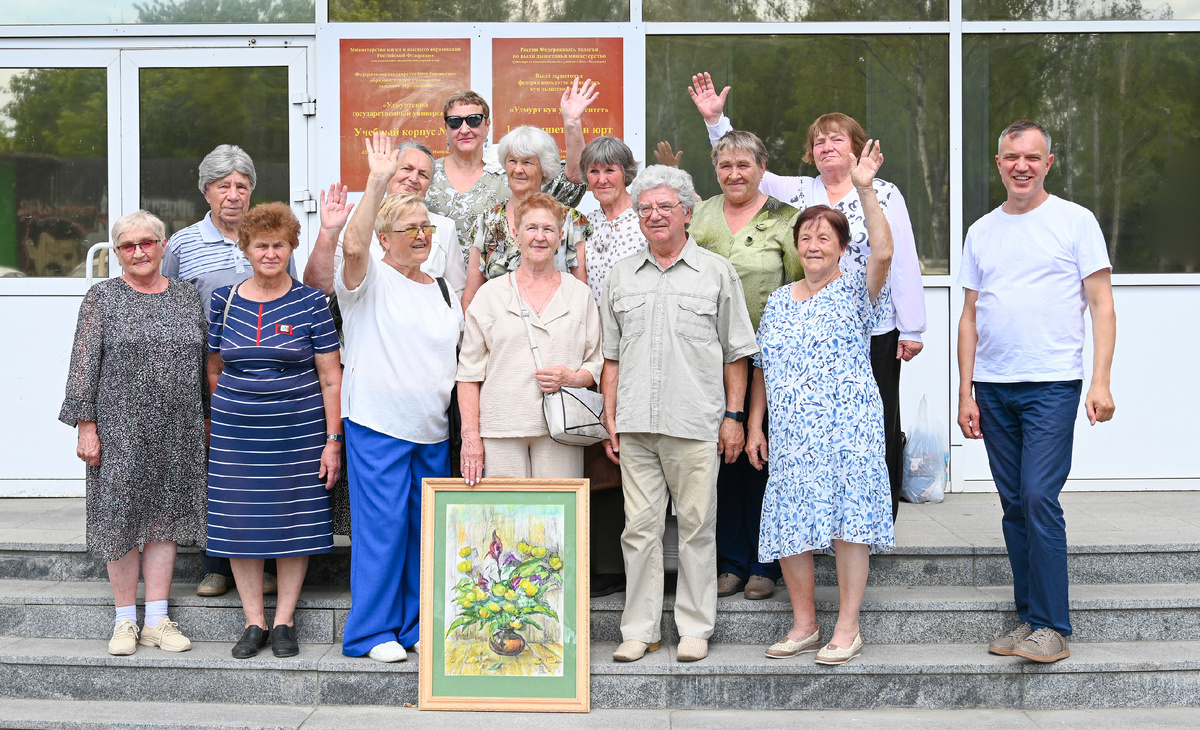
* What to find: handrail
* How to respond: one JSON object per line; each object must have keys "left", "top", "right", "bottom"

{"left": 84, "top": 242, "right": 113, "bottom": 287}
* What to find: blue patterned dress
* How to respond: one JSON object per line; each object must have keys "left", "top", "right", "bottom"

{"left": 206, "top": 279, "right": 339, "bottom": 558}
{"left": 755, "top": 271, "right": 895, "bottom": 557}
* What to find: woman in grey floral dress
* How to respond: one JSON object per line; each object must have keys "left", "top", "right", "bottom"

{"left": 60, "top": 210, "right": 208, "bottom": 656}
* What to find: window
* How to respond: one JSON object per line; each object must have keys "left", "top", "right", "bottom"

{"left": 328, "top": 0, "right": 628, "bottom": 22}
{"left": 0, "top": 0, "right": 313, "bottom": 24}
{"left": 0, "top": 68, "right": 107, "bottom": 278}
{"left": 647, "top": 35, "right": 951, "bottom": 274}
{"left": 963, "top": 32, "right": 1200, "bottom": 273}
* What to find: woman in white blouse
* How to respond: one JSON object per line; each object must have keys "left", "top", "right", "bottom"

{"left": 457, "top": 192, "right": 603, "bottom": 485}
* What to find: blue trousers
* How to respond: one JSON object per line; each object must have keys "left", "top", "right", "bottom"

{"left": 975, "top": 380, "right": 1081, "bottom": 636}
{"left": 716, "top": 375, "right": 780, "bottom": 582}
{"left": 341, "top": 419, "right": 448, "bottom": 655}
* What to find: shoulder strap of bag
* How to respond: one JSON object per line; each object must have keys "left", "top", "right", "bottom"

{"left": 220, "top": 284, "right": 235, "bottom": 339}
{"left": 509, "top": 273, "right": 544, "bottom": 370}
{"left": 435, "top": 277, "right": 452, "bottom": 308}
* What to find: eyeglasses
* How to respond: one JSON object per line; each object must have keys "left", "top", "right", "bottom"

{"left": 444, "top": 114, "right": 486, "bottom": 130}
{"left": 115, "top": 239, "right": 160, "bottom": 254}
{"left": 636, "top": 202, "right": 683, "bottom": 218}
{"left": 391, "top": 225, "right": 436, "bottom": 239}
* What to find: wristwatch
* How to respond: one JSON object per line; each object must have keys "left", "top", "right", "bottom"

{"left": 724, "top": 410, "right": 746, "bottom": 423}
{"left": 326, "top": 433, "right": 344, "bottom": 442}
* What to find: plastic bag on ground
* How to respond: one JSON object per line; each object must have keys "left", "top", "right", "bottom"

{"left": 902, "top": 395, "right": 948, "bottom": 504}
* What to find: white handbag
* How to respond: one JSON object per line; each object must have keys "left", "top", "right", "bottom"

{"left": 510, "top": 274, "right": 609, "bottom": 446}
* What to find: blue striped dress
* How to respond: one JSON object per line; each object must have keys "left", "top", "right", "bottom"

{"left": 206, "top": 279, "right": 339, "bottom": 558}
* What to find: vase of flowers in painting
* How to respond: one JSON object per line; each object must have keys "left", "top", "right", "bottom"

{"left": 488, "top": 627, "right": 527, "bottom": 656}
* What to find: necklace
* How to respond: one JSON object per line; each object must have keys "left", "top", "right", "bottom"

{"left": 517, "top": 270, "right": 556, "bottom": 314}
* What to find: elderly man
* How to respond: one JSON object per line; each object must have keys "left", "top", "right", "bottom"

{"left": 302, "top": 132, "right": 465, "bottom": 297}
{"left": 958, "top": 120, "right": 1116, "bottom": 664}
{"left": 601, "top": 165, "right": 759, "bottom": 663}
{"left": 164, "top": 144, "right": 289, "bottom": 598}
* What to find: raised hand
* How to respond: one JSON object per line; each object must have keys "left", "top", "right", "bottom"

{"left": 688, "top": 72, "right": 730, "bottom": 126}
{"left": 655, "top": 141, "right": 683, "bottom": 167}
{"left": 561, "top": 77, "right": 599, "bottom": 123}
{"left": 849, "top": 139, "right": 884, "bottom": 190}
{"left": 319, "top": 183, "right": 354, "bottom": 234}
{"left": 364, "top": 130, "right": 400, "bottom": 180}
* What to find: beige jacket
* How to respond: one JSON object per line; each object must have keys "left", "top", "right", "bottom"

{"left": 458, "top": 272, "right": 604, "bottom": 438}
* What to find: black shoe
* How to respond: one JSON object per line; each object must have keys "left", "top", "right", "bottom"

{"left": 232, "top": 625, "right": 269, "bottom": 659}
{"left": 271, "top": 624, "right": 299, "bottom": 658}
{"left": 591, "top": 573, "right": 627, "bottom": 598}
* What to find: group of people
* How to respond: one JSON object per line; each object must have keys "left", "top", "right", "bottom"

{"left": 61, "top": 72, "right": 1115, "bottom": 670}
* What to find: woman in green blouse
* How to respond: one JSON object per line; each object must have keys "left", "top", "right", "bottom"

{"left": 690, "top": 129, "right": 801, "bottom": 603}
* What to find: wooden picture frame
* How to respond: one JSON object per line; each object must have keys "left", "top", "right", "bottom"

{"left": 419, "top": 478, "right": 590, "bottom": 712}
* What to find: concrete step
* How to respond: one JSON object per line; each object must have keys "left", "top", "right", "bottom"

{"left": 3, "top": 539, "right": 1199, "bottom": 588}
{"left": 2, "top": 636, "right": 1199, "bottom": 711}
{"left": 5, "top": 579, "right": 1200, "bottom": 646}
{"left": 1, "top": 700, "right": 1198, "bottom": 730}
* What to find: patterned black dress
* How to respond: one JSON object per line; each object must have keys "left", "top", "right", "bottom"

{"left": 59, "top": 277, "right": 209, "bottom": 562}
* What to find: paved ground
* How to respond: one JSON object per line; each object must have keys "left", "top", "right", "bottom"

{"left": 5, "top": 491, "right": 1200, "bottom": 549}
{"left": 2, "top": 700, "right": 1199, "bottom": 728}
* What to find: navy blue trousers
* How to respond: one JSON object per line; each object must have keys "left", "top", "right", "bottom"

{"left": 716, "top": 368, "right": 781, "bottom": 582}
{"left": 341, "top": 419, "right": 448, "bottom": 655}
{"left": 975, "top": 380, "right": 1081, "bottom": 636}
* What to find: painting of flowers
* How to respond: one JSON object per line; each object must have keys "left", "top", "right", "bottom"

{"left": 443, "top": 503, "right": 566, "bottom": 677}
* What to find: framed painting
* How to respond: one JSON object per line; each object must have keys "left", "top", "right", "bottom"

{"left": 419, "top": 478, "right": 590, "bottom": 712}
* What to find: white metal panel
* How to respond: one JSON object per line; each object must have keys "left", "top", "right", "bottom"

{"left": 952, "top": 285, "right": 1200, "bottom": 488}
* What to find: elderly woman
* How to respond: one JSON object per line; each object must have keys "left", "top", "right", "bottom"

{"left": 746, "top": 142, "right": 894, "bottom": 665}
{"left": 690, "top": 129, "right": 802, "bottom": 603}
{"left": 207, "top": 203, "right": 342, "bottom": 660}
{"left": 578, "top": 135, "right": 643, "bottom": 598}
{"left": 334, "top": 179, "right": 464, "bottom": 663}
{"left": 164, "top": 143, "right": 290, "bottom": 598}
{"left": 60, "top": 211, "right": 206, "bottom": 656}
{"left": 691, "top": 73, "right": 926, "bottom": 521}
{"left": 458, "top": 192, "right": 603, "bottom": 485}
{"left": 425, "top": 87, "right": 591, "bottom": 264}
{"left": 460, "top": 126, "right": 592, "bottom": 312}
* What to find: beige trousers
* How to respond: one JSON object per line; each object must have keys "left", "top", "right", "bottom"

{"left": 483, "top": 436, "right": 584, "bottom": 479}
{"left": 617, "top": 432, "right": 719, "bottom": 643}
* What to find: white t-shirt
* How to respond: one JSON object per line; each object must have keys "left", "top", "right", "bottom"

{"left": 959, "top": 194, "right": 1111, "bottom": 383}
{"left": 333, "top": 211, "right": 466, "bottom": 297}
{"left": 335, "top": 255, "right": 464, "bottom": 444}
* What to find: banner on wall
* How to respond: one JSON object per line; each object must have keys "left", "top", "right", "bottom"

{"left": 339, "top": 39, "right": 471, "bottom": 187}
{"left": 492, "top": 38, "right": 624, "bottom": 157}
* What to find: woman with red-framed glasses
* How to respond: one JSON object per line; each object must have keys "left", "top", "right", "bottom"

{"left": 60, "top": 210, "right": 207, "bottom": 657}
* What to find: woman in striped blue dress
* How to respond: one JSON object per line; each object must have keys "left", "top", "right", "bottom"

{"left": 207, "top": 202, "right": 343, "bottom": 660}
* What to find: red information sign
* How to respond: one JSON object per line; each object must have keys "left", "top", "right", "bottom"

{"left": 492, "top": 38, "right": 624, "bottom": 156}
{"left": 339, "top": 39, "right": 471, "bottom": 188}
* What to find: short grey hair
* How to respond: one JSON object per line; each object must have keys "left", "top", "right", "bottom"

{"left": 631, "top": 165, "right": 698, "bottom": 212}
{"left": 998, "top": 120, "right": 1052, "bottom": 156}
{"left": 111, "top": 210, "right": 166, "bottom": 243}
{"left": 396, "top": 139, "right": 435, "bottom": 165}
{"left": 579, "top": 136, "right": 639, "bottom": 187}
{"left": 712, "top": 129, "right": 768, "bottom": 168}
{"left": 198, "top": 144, "right": 257, "bottom": 195}
{"left": 497, "top": 126, "right": 562, "bottom": 185}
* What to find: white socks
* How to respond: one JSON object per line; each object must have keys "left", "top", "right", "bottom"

{"left": 144, "top": 600, "right": 168, "bottom": 628}
{"left": 115, "top": 604, "right": 137, "bottom": 627}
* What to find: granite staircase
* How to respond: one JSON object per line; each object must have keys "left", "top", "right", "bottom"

{"left": 2, "top": 494, "right": 1200, "bottom": 721}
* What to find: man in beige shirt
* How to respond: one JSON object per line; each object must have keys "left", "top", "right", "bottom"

{"left": 600, "top": 165, "right": 759, "bottom": 663}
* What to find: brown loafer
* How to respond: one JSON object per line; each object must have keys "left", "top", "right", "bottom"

{"left": 744, "top": 575, "right": 776, "bottom": 600}
{"left": 716, "top": 572, "right": 746, "bottom": 598}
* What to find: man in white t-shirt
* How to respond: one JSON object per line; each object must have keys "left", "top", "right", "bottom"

{"left": 957, "top": 119, "right": 1116, "bottom": 665}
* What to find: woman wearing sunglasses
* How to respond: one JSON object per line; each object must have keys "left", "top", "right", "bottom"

{"left": 335, "top": 186, "right": 464, "bottom": 663}
{"left": 425, "top": 86, "right": 592, "bottom": 277}
{"left": 60, "top": 210, "right": 208, "bottom": 656}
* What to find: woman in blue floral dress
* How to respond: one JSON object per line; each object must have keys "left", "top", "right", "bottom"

{"left": 745, "top": 141, "right": 894, "bottom": 666}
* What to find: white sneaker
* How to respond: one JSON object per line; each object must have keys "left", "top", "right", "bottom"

{"left": 108, "top": 619, "right": 139, "bottom": 656}
{"left": 368, "top": 640, "right": 407, "bottom": 663}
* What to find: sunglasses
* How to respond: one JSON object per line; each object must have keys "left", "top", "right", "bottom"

{"left": 391, "top": 225, "right": 436, "bottom": 239}
{"left": 115, "top": 238, "right": 161, "bottom": 255}
{"left": 444, "top": 114, "right": 486, "bottom": 130}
